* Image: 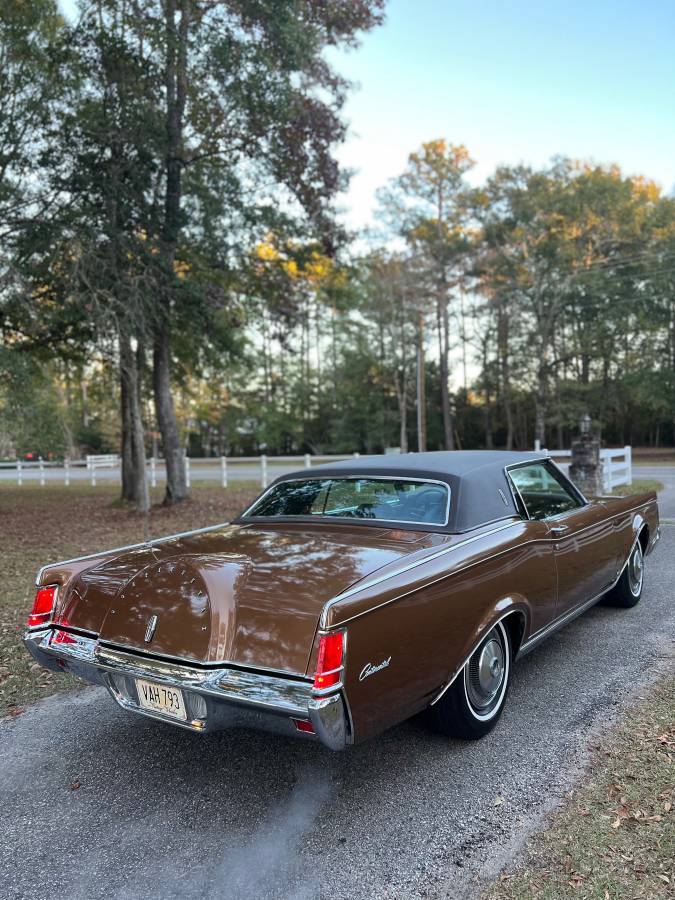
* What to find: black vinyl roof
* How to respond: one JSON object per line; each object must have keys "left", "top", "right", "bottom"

{"left": 275, "top": 450, "right": 548, "bottom": 532}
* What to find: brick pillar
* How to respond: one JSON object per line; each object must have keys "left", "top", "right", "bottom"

{"left": 569, "top": 433, "right": 602, "bottom": 496}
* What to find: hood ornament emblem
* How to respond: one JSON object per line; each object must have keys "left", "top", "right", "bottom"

{"left": 144, "top": 615, "right": 158, "bottom": 643}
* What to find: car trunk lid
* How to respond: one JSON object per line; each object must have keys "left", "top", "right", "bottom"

{"left": 83, "top": 522, "right": 441, "bottom": 675}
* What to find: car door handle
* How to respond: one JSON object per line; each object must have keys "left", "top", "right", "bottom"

{"left": 549, "top": 525, "right": 569, "bottom": 536}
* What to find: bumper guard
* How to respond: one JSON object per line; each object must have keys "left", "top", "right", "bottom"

{"left": 24, "top": 627, "right": 348, "bottom": 750}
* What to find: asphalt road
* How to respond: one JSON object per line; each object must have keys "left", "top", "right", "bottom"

{"left": 634, "top": 464, "right": 675, "bottom": 519}
{"left": 2, "top": 522, "right": 674, "bottom": 899}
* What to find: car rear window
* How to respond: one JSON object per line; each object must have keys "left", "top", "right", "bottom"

{"left": 244, "top": 477, "right": 450, "bottom": 526}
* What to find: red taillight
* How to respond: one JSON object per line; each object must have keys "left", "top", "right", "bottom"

{"left": 291, "top": 718, "right": 315, "bottom": 734}
{"left": 313, "top": 632, "right": 344, "bottom": 691}
{"left": 28, "top": 585, "right": 57, "bottom": 628}
{"left": 52, "top": 629, "right": 77, "bottom": 645}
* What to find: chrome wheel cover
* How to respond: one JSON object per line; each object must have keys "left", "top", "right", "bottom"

{"left": 628, "top": 542, "right": 644, "bottom": 597}
{"left": 464, "top": 622, "right": 510, "bottom": 721}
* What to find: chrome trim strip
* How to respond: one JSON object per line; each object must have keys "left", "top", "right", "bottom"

{"left": 240, "top": 475, "right": 452, "bottom": 528}
{"left": 27, "top": 632, "right": 306, "bottom": 713}
{"left": 95, "top": 644, "right": 313, "bottom": 715}
{"left": 503, "top": 465, "right": 530, "bottom": 520}
{"left": 538, "top": 498, "right": 654, "bottom": 539}
{"left": 329, "top": 535, "right": 538, "bottom": 629}
{"left": 35, "top": 522, "right": 233, "bottom": 585}
{"left": 518, "top": 591, "right": 609, "bottom": 657}
{"left": 430, "top": 537, "right": 638, "bottom": 704}
{"left": 24, "top": 628, "right": 348, "bottom": 749}
{"left": 308, "top": 694, "right": 348, "bottom": 751}
{"left": 320, "top": 499, "right": 656, "bottom": 629}
{"left": 97, "top": 639, "right": 310, "bottom": 681}
{"left": 319, "top": 520, "right": 521, "bottom": 628}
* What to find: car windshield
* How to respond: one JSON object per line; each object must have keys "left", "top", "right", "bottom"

{"left": 245, "top": 477, "right": 450, "bottom": 526}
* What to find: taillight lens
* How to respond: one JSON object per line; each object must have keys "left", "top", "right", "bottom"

{"left": 313, "top": 631, "right": 344, "bottom": 691}
{"left": 52, "top": 629, "right": 77, "bottom": 645}
{"left": 28, "top": 585, "right": 57, "bottom": 627}
{"left": 291, "top": 718, "right": 315, "bottom": 734}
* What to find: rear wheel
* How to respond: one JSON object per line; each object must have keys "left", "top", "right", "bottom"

{"left": 428, "top": 621, "right": 512, "bottom": 740}
{"left": 606, "top": 539, "right": 644, "bottom": 608}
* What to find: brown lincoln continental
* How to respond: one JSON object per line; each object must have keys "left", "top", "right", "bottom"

{"left": 25, "top": 451, "right": 659, "bottom": 750}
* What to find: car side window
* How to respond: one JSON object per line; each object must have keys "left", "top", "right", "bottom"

{"left": 509, "top": 462, "right": 584, "bottom": 521}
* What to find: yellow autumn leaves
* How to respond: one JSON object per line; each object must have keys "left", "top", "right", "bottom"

{"left": 253, "top": 235, "right": 343, "bottom": 288}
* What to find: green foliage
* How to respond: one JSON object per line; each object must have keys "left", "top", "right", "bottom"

{"left": 0, "top": 352, "right": 67, "bottom": 458}
{"left": 1, "top": 2, "right": 674, "bottom": 460}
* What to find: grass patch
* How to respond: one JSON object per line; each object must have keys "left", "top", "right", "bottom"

{"left": 0, "top": 481, "right": 259, "bottom": 715}
{"left": 484, "top": 676, "right": 675, "bottom": 899}
{"left": 610, "top": 479, "right": 663, "bottom": 497}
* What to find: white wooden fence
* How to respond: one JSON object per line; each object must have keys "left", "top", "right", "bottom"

{"left": 535, "top": 444, "right": 632, "bottom": 492}
{"left": 0, "top": 452, "right": 361, "bottom": 488}
{"left": 1, "top": 446, "right": 632, "bottom": 492}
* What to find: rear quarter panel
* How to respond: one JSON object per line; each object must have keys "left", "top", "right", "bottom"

{"left": 332, "top": 519, "right": 556, "bottom": 744}
{"left": 596, "top": 491, "right": 659, "bottom": 569}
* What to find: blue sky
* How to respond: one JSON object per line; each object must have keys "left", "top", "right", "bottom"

{"left": 58, "top": 0, "right": 674, "bottom": 228}
{"left": 332, "top": 0, "right": 675, "bottom": 227}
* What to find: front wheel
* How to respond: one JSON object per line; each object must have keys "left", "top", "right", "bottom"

{"left": 606, "top": 539, "right": 644, "bottom": 608}
{"left": 427, "top": 621, "right": 512, "bottom": 740}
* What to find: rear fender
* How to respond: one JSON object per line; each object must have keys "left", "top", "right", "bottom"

{"left": 429, "top": 598, "right": 529, "bottom": 706}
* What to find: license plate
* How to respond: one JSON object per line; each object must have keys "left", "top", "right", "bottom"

{"left": 136, "top": 679, "right": 187, "bottom": 721}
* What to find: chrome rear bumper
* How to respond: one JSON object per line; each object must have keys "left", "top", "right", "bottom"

{"left": 24, "top": 627, "right": 348, "bottom": 750}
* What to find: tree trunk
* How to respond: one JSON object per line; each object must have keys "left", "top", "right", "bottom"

{"left": 393, "top": 369, "right": 408, "bottom": 453}
{"left": 483, "top": 382, "right": 493, "bottom": 450}
{"left": 120, "top": 329, "right": 149, "bottom": 512}
{"left": 483, "top": 357, "right": 493, "bottom": 450}
{"left": 153, "top": 0, "right": 189, "bottom": 503}
{"left": 460, "top": 286, "right": 468, "bottom": 389}
{"left": 438, "top": 293, "right": 454, "bottom": 449}
{"left": 331, "top": 306, "right": 338, "bottom": 411}
{"left": 496, "top": 294, "right": 514, "bottom": 450}
{"left": 417, "top": 310, "right": 427, "bottom": 452}
{"left": 535, "top": 373, "right": 547, "bottom": 448}
{"left": 153, "top": 318, "right": 185, "bottom": 503}
{"left": 399, "top": 398, "right": 408, "bottom": 453}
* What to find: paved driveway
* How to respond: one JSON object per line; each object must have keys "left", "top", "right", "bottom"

{"left": 1, "top": 523, "right": 673, "bottom": 899}
{"left": 634, "top": 464, "right": 675, "bottom": 519}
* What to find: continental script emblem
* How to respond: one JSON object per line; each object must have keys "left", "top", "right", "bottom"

{"left": 359, "top": 657, "right": 391, "bottom": 681}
